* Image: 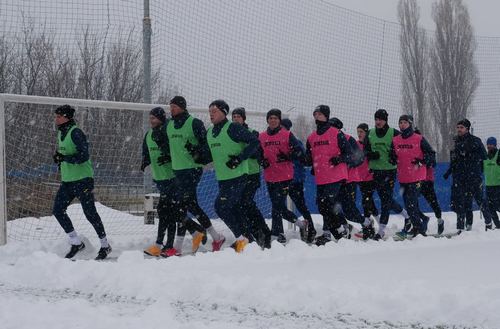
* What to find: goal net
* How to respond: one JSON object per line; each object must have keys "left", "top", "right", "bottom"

{"left": 0, "top": 94, "right": 270, "bottom": 243}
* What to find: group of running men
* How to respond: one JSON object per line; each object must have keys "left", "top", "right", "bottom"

{"left": 52, "top": 97, "right": 500, "bottom": 260}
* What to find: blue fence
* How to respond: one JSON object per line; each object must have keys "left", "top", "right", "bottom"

{"left": 8, "top": 162, "right": 455, "bottom": 218}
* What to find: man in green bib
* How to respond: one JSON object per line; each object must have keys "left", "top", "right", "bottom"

{"left": 484, "top": 137, "right": 500, "bottom": 228}
{"left": 231, "top": 107, "right": 272, "bottom": 249}
{"left": 142, "top": 107, "right": 208, "bottom": 257}
{"left": 142, "top": 107, "right": 178, "bottom": 257}
{"left": 167, "top": 96, "right": 225, "bottom": 256}
{"left": 207, "top": 100, "right": 260, "bottom": 252}
{"left": 52, "top": 105, "right": 111, "bottom": 260}
{"left": 365, "top": 109, "right": 409, "bottom": 240}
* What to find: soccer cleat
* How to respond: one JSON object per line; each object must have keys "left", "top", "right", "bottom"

{"left": 65, "top": 242, "right": 85, "bottom": 258}
{"left": 466, "top": 224, "right": 472, "bottom": 231}
{"left": 95, "top": 245, "right": 112, "bottom": 260}
{"left": 144, "top": 244, "right": 162, "bottom": 257}
{"left": 437, "top": 218, "right": 445, "bottom": 235}
{"left": 192, "top": 231, "right": 206, "bottom": 253}
{"left": 393, "top": 230, "right": 407, "bottom": 241}
{"left": 233, "top": 238, "right": 249, "bottom": 253}
{"left": 160, "top": 248, "right": 181, "bottom": 258}
{"left": 277, "top": 233, "right": 287, "bottom": 244}
{"left": 486, "top": 223, "right": 493, "bottom": 231}
{"left": 212, "top": 236, "right": 226, "bottom": 252}
{"left": 372, "top": 232, "right": 384, "bottom": 241}
{"left": 315, "top": 233, "right": 332, "bottom": 246}
{"left": 361, "top": 224, "right": 375, "bottom": 240}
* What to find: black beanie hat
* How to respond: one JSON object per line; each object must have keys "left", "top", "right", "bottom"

{"left": 55, "top": 104, "right": 75, "bottom": 119}
{"left": 232, "top": 107, "right": 246, "bottom": 121}
{"left": 313, "top": 105, "right": 330, "bottom": 119}
{"left": 169, "top": 96, "right": 187, "bottom": 111}
{"left": 457, "top": 118, "right": 471, "bottom": 130}
{"left": 329, "top": 117, "right": 343, "bottom": 130}
{"left": 281, "top": 118, "right": 292, "bottom": 130}
{"left": 266, "top": 108, "right": 282, "bottom": 121}
{"left": 398, "top": 114, "right": 413, "bottom": 126}
{"left": 150, "top": 107, "right": 166, "bottom": 123}
{"left": 374, "top": 108, "right": 388, "bottom": 121}
{"left": 357, "top": 123, "right": 369, "bottom": 132}
{"left": 209, "top": 99, "right": 230, "bottom": 115}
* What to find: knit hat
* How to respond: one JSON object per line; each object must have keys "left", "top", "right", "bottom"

{"left": 457, "top": 118, "right": 471, "bottom": 130}
{"left": 357, "top": 123, "right": 369, "bottom": 132}
{"left": 281, "top": 118, "right": 292, "bottom": 130}
{"left": 398, "top": 114, "right": 413, "bottom": 126}
{"left": 313, "top": 105, "right": 330, "bottom": 119}
{"left": 55, "top": 105, "right": 75, "bottom": 119}
{"left": 266, "top": 108, "right": 282, "bottom": 121}
{"left": 169, "top": 96, "right": 187, "bottom": 111}
{"left": 374, "top": 109, "right": 388, "bottom": 121}
{"left": 487, "top": 137, "right": 497, "bottom": 147}
{"left": 149, "top": 107, "right": 166, "bottom": 123}
{"left": 209, "top": 99, "right": 229, "bottom": 115}
{"left": 329, "top": 117, "right": 343, "bottom": 130}
{"left": 232, "top": 107, "right": 246, "bottom": 121}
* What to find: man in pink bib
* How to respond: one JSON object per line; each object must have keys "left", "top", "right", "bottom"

{"left": 305, "top": 105, "right": 353, "bottom": 245}
{"left": 392, "top": 115, "right": 436, "bottom": 240}
{"left": 259, "top": 109, "right": 309, "bottom": 244}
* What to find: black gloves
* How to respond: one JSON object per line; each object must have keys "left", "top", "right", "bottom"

{"left": 411, "top": 158, "right": 424, "bottom": 167}
{"left": 53, "top": 152, "right": 64, "bottom": 164}
{"left": 366, "top": 151, "right": 380, "bottom": 160}
{"left": 329, "top": 156, "right": 342, "bottom": 166}
{"left": 157, "top": 154, "right": 171, "bottom": 166}
{"left": 185, "top": 141, "right": 201, "bottom": 162}
{"left": 443, "top": 171, "right": 450, "bottom": 180}
{"left": 260, "top": 158, "right": 270, "bottom": 169}
{"left": 226, "top": 155, "right": 242, "bottom": 169}
{"left": 140, "top": 162, "right": 148, "bottom": 172}
{"left": 276, "top": 151, "right": 291, "bottom": 163}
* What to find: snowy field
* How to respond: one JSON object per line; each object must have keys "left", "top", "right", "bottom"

{"left": 1, "top": 207, "right": 499, "bottom": 329}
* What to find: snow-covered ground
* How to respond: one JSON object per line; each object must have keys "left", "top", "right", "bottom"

{"left": 1, "top": 207, "right": 499, "bottom": 329}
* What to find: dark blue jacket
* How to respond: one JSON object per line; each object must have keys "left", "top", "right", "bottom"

{"left": 452, "top": 132, "right": 487, "bottom": 179}
{"left": 58, "top": 120, "right": 90, "bottom": 164}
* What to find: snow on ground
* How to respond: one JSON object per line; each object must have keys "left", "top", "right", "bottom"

{"left": 1, "top": 208, "right": 499, "bottom": 329}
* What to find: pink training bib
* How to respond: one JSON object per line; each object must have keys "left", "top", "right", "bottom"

{"left": 393, "top": 133, "right": 426, "bottom": 184}
{"left": 259, "top": 129, "right": 294, "bottom": 183}
{"left": 307, "top": 127, "right": 348, "bottom": 185}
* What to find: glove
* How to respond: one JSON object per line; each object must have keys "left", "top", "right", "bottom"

{"left": 185, "top": 141, "right": 201, "bottom": 162}
{"left": 53, "top": 152, "right": 64, "bottom": 164}
{"left": 411, "top": 158, "right": 424, "bottom": 167}
{"left": 140, "top": 162, "right": 148, "bottom": 172}
{"left": 329, "top": 156, "right": 342, "bottom": 166}
{"left": 276, "top": 151, "right": 291, "bottom": 163}
{"left": 260, "top": 158, "right": 270, "bottom": 169}
{"left": 226, "top": 155, "right": 242, "bottom": 169}
{"left": 443, "top": 171, "right": 450, "bottom": 180}
{"left": 185, "top": 141, "right": 196, "bottom": 154}
{"left": 157, "top": 154, "right": 171, "bottom": 166}
{"left": 367, "top": 151, "right": 380, "bottom": 160}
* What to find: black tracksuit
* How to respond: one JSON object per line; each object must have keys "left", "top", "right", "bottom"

{"left": 449, "top": 132, "right": 492, "bottom": 229}
{"left": 52, "top": 121, "right": 107, "bottom": 239}
{"left": 305, "top": 121, "right": 352, "bottom": 236}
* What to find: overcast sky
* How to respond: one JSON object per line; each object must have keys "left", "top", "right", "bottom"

{"left": 327, "top": 0, "right": 500, "bottom": 37}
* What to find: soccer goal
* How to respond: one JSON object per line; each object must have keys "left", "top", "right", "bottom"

{"left": 0, "top": 94, "right": 270, "bottom": 245}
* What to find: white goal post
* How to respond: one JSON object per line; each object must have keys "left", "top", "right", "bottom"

{"left": 0, "top": 93, "right": 271, "bottom": 245}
